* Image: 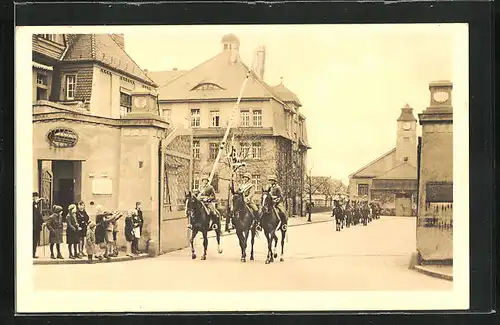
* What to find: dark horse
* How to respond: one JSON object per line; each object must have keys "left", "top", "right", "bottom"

{"left": 230, "top": 188, "right": 258, "bottom": 262}
{"left": 260, "top": 189, "right": 287, "bottom": 264}
{"left": 185, "top": 191, "right": 223, "bottom": 260}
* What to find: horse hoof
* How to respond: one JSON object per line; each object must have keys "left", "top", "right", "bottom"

{"left": 280, "top": 257, "right": 284, "bottom": 262}
{"left": 265, "top": 259, "right": 270, "bottom": 264}
{"left": 201, "top": 255, "right": 206, "bottom": 260}
{"left": 192, "top": 254, "right": 196, "bottom": 259}
{"left": 241, "top": 258, "right": 246, "bottom": 263}
{"left": 250, "top": 256, "right": 254, "bottom": 261}
{"left": 273, "top": 253, "right": 278, "bottom": 258}
{"left": 218, "top": 249, "right": 223, "bottom": 254}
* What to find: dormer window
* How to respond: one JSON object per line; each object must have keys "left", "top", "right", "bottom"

{"left": 192, "top": 83, "right": 224, "bottom": 91}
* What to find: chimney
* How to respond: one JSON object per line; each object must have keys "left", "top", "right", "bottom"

{"left": 255, "top": 46, "right": 266, "bottom": 80}
{"left": 111, "top": 34, "right": 125, "bottom": 49}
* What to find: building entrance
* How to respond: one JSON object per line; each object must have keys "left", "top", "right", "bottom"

{"left": 38, "top": 160, "right": 82, "bottom": 216}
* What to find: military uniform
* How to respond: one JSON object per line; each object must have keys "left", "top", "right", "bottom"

{"left": 186, "top": 175, "right": 220, "bottom": 229}
{"left": 267, "top": 175, "right": 287, "bottom": 226}
{"left": 239, "top": 173, "right": 259, "bottom": 216}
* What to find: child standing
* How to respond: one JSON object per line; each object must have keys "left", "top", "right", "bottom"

{"left": 85, "top": 221, "right": 97, "bottom": 263}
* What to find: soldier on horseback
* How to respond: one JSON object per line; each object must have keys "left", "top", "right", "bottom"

{"left": 267, "top": 175, "right": 288, "bottom": 230}
{"left": 238, "top": 172, "right": 262, "bottom": 231}
{"left": 187, "top": 175, "right": 220, "bottom": 230}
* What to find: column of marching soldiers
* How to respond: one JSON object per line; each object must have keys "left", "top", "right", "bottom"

{"left": 331, "top": 197, "right": 382, "bottom": 232}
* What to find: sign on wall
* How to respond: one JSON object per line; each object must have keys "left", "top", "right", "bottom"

{"left": 425, "top": 181, "right": 453, "bottom": 203}
{"left": 92, "top": 178, "right": 112, "bottom": 195}
{"left": 47, "top": 128, "right": 78, "bottom": 148}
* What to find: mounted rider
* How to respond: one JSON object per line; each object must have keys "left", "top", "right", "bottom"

{"left": 266, "top": 175, "right": 288, "bottom": 230}
{"left": 238, "top": 172, "right": 261, "bottom": 231}
{"left": 186, "top": 174, "right": 220, "bottom": 230}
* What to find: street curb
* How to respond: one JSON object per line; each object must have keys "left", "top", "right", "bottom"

{"left": 413, "top": 265, "right": 453, "bottom": 281}
{"left": 208, "top": 218, "right": 332, "bottom": 239}
{"left": 33, "top": 253, "right": 150, "bottom": 265}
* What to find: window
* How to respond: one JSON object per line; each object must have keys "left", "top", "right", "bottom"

{"left": 192, "top": 141, "right": 200, "bottom": 159}
{"left": 193, "top": 174, "right": 200, "bottom": 190}
{"left": 240, "top": 142, "right": 251, "bottom": 159}
{"left": 252, "top": 174, "right": 261, "bottom": 192}
{"left": 252, "top": 142, "right": 262, "bottom": 159}
{"left": 65, "top": 75, "right": 76, "bottom": 100}
{"left": 210, "top": 110, "right": 220, "bottom": 127}
{"left": 224, "top": 44, "right": 228, "bottom": 50}
{"left": 252, "top": 110, "right": 262, "bottom": 127}
{"left": 190, "top": 109, "right": 200, "bottom": 128}
{"left": 39, "top": 34, "right": 56, "bottom": 42}
{"left": 358, "top": 184, "right": 369, "bottom": 196}
{"left": 163, "top": 109, "right": 172, "bottom": 122}
{"left": 192, "top": 83, "right": 223, "bottom": 91}
{"left": 36, "top": 73, "right": 47, "bottom": 86}
{"left": 36, "top": 73, "right": 48, "bottom": 101}
{"left": 119, "top": 92, "right": 132, "bottom": 117}
{"left": 241, "top": 110, "right": 250, "bottom": 127}
{"left": 209, "top": 142, "right": 218, "bottom": 159}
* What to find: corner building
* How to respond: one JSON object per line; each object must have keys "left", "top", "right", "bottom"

{"left": 32, "top": 34, "right": 192, "bottom": 255}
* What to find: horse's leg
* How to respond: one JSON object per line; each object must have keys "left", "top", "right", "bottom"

{"left": 216, "top": 217, "right": 223, "bottom": 254}
{"left": 201, "top": 230, "right": 208, "bottom": 260}
{"left": 242, "top": 229, "right": 250, "bottom": 262}
{"left": 190, "top": 229, "right": 198, "bottom": 259}
{"left": 280, "top": 229, "right": 286, "bottom": 262}
{"left": 250, "top": 227, "right": 255, "bottom": 261}
{"left": 236, "top": 230, "right": 245, "bottom": 263}
{"left": 265, "top": 231, "right": 272, "bottom": 264}
{"left": 272, "top": 232, "right": 278, "bottom": 260}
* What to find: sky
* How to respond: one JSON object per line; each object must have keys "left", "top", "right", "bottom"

{"left": 121, "top": 24, "right": 466, "bottom": 184}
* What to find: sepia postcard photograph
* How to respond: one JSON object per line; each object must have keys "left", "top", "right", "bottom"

{"left": 15, "top": 23, "right": 469, "bottom": 313}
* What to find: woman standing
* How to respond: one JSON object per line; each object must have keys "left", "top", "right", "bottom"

{"left": 131, "top": 210, "right": 141, "bottom": 255}
{"left": 45, "top": 205, "right": 64, "bottom": 259}
{"left": 76, "top": 201, "right": 90, "bottom": 257}
{"left": 66, "top": 204, "right": 81, "bottom": 259}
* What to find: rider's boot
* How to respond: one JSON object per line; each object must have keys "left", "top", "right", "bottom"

{"left": 278, "top": 213, "right": 287, "bottom": 231}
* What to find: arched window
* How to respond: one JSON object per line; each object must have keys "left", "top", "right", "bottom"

{"left": 191, "top": 83, "right": 224, "bottom": 91}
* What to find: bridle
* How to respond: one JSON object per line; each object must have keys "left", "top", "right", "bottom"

{"left": 261, "top": 191, "right": 272, "bottom": 214}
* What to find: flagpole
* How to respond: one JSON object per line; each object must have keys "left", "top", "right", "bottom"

{"left": 206, "top": 52, "right": 258, "bottom": 186}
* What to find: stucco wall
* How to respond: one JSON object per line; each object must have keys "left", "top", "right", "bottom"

{"left": 416, "top": 122, "right": 453, "bottom": 262}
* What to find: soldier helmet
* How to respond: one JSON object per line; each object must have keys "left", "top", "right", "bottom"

{"left": 242, "top": 172, "right": 252, "bottom": 180}
{"left": 201, "top": 175, "right": 210, "bottom": 182}
{"left": 268, "top": 175, "right": 277, "bottom": 181}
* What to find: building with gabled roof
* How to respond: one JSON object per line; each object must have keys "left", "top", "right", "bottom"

{"left": 32, "top": 33, "right": 191, "bottom": 258}
{"left": 348, "top": 105, "right": 418, "bottom": 216}
{"left": 149, "top": 34, "right": 310, "bottom": 216}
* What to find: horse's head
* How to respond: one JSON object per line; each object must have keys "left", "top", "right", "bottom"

{"left": 231, "top": 190, "right": 245, "bottom": 211}
{"left": 260, "top": 188, "right": 273, "bottom": 214}
{"left": 185, "top": 191, "right": 199, "bottom": 218}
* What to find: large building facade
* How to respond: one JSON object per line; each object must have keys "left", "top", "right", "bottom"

{"left": 348, "top": 105, "right": 418, "bottom": 216}
{"left": 149, "top": 34, "right": 310, "bottom": 216}
{"left": 32, "top": 33, "right": 191, "bottom": 255}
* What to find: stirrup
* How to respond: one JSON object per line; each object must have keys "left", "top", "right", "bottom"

{"left": 212, "top": 223, "right": 218, "bottom": 230}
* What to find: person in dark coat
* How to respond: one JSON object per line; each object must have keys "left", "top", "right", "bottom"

{"left": 32, "top": 192, "right": 46, "bottom": 258}
{"left": 135, "top": 202, "right": 144, "bottom": 253}
{"left": 94, "top": 206, "right": 106, "bottom": 260}
{"left": 124, "top": 209, "right": 135, "bottom": 257}
{"left": 66, "top": 204, "right": 81, "bottom": 259}
{"left": 76, "top": 201, "right": 90, "bottom": 257}
{"left": 45, "top": 205, "right": 64, "bottom": 259}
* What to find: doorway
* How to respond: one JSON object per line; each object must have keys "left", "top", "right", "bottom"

{"left": 38, "top": 160, "right": 82, "bottom": 216}
{"left": 395, "top": 193, "right": 412, "bottom": 217}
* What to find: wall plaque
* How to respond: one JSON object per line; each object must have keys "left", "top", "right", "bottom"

{"left": 426, "top": 181, "right": 453, "bottom": 202}
{"left": 47, "top": 128, "right": 78, "bottom": 148}
{"left": 92, "top": 178, "right": 112, "bottom": 195}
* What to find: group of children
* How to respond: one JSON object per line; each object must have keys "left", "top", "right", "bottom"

{"left": 86, "top": 202, "right": 144, "bottom": 263}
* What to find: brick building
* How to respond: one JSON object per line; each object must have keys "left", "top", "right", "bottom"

{"left": 32, "top": 33, "right": 192, "bottom": 255}
{"left": 348, "top": 105, "right": 418, "bottom": 216}
{"left": 148, "top": 34, "right": 310, "bottom": 216}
